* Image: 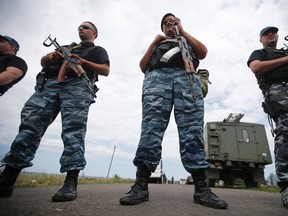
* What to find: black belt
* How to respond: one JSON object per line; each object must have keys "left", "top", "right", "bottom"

{"left": 267, "top": 78, "right": 288, "bottom": 85}
{"left": 148, "top": 65, "right": 185, "bottom": 72}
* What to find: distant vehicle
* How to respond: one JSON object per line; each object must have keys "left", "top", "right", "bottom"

{"left": 204, "top": 113, "right": 272, "bottom": 188}
{"left": 186, "top": 175, "right": 193, "bottom": 185}
{"left": 148, "top": 159, "right": 163, "bottom": 184}
{"left": 179, "top": 178, "right": 187, "bottom": 184}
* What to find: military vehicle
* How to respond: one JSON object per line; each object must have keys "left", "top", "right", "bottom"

{"left": 149, "top": 159, "right": 163, "bottom": 184}
{"left": 203, "top": 113, "right": 272, "bottom": 187}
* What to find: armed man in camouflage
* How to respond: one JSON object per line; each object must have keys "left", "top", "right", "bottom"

{"left": 119, "top": 13, "right": 228, "bottom": 209}
{"left": 0, "top": 21, "right": 110, "bottom": 202}
{"left": 247, "top": 26, "right": 288, "bottom": 208}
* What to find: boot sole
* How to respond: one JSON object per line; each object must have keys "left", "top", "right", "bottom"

{"left": 52, "top": 195, "right": 77, "bottom": 202}
{"left": 0, "top": 189, "right": 13, "bottom": 198}
{"left": 120, "top": 197, "right": 149, "bottom": 205}
{"left": 194, "top": 199, "right": 228, "bottom": 209}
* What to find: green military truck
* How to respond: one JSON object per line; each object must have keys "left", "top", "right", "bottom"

{"left": 203, "top": 113, "right": 272, "bottom": 187}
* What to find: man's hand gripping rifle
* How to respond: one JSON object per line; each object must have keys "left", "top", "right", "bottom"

{"left": 43, "top": 35, "right": 96, "bottom": 97}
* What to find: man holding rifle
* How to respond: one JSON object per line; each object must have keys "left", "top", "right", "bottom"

{"left": 0, "top": 21, "right": 110, "bottom": 202}
{"left": 119, "top": 13, "right": 227, "bottom": 209}
{"left": 247, "top": 26, "right": 288, "bottom": 208}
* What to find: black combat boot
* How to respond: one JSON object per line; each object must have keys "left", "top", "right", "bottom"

{"left": 192, "top": 169, "right": 228, "bottom": 209}
{"left": 119, "top": 165, "right": 151, "bottom": 205}
{"left": 52, "top": 170, "right": 79, "bottom": 202}
{"left": 0, "top": 165, "right": 22, "bottom": 198}
{"left": 281, "top": 187, "right": 288, "bottom": 208}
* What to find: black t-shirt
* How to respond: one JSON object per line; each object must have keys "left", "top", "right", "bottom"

{"left": 44, "top": 41, "right": 110, "bottom": 82}
{"left": 0, "top": 54, "right": 28, "bottom": 95}
{"left": 247, "top": 48, "right": 288, "bottom": 82}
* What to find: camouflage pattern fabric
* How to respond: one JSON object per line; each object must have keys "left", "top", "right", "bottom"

{"left": 266, "top": 83, "right": 288, "bottom": 189}
{"left": 2, "top": 78, "right": 94, "bottom": 173}
{"left": 133, "top": 68, "right": 210, "bottom": 173}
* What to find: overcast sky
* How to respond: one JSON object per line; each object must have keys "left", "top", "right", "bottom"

{"left": 1, "top": 0, "right": 288, "bottom": 181}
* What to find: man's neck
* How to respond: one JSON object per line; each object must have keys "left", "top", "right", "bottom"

{"left": 264, "top": 45, "right": 277, "bottom": 49}
{"left": 0, "top": 51, "right": 15, "bottom": 55}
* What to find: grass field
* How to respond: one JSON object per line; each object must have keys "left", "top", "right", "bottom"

{"left": 14, "top": 173, "right": 134, "bottom": 188}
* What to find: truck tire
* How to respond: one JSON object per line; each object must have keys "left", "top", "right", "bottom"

{"left": 224, "top": 177, "right": 235, "bottom": 187}
{"left": 244, "top": 174, "right": 258, "bottom": 188}
{"left": 208, "top": 179, "right": 216, "bottom": 187}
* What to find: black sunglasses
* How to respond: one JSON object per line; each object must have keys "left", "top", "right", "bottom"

{"left": 78, "top": 25, "right": 94, "bottom": 31}
{"left": 163, "top": 19, "right": 175, "bottom": 26}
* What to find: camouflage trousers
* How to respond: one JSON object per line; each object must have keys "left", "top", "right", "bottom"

{"left": 267, "top": 83, "right": 288, "bottom": 190}
{"left": 2, "top": 78, "right": 94, "bottom": 173}
{"left": 133, "top": 68, "right": 210, "bottom": 173}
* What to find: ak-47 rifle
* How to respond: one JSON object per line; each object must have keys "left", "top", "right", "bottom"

{"left": 283, "top": 35, "right": 288, "bottom": 52}
{"left": 173, "top": 25, "right": 195, "bottom": 73}
{"left": 173, "top": 25, "right": 211, "bottom": 98}
{"left": 43, "top": 35, "right": 96, "bottom": 97}
{"left": 275, "top": 35, "right": 288, "bottom": 55}
{"left": 173, "top": 25, "right": 197, "bottom": 98}
{"left": 265, "top": 35, "right": 288, "bottom": 59}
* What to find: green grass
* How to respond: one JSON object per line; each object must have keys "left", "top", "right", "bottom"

{"left": 14, "top": 173, "right": 135, "bottom": 188}
{"left": 249, "top": 185, "right": 280, "bottom": 193}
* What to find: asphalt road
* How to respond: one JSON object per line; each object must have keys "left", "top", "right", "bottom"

{"left": 0, "top": 184, "right": 286, "bottom": 216}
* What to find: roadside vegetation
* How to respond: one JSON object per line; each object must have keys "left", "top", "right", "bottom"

{"left": 14, "top": 172, "right": 134, "bottom": 188}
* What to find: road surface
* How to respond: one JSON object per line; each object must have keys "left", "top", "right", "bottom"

{"left": 0, "top": 184, "right": 286, "bottom": 216}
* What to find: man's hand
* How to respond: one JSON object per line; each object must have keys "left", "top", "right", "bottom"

{"left": 49, "top": 51, "right": 64, "bottom": 63}
{"left": 70, "top": 54, "right": 85, "bottom": 65}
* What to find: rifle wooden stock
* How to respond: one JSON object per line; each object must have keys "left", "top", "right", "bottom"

{"left": 75, "top": 64, "right": 85, "bottom": 76}
{"left": 57, "top": 61, "right": 68, "bottom": 82}
{"left": 57, "top": 60, "right": 84, "bottom": 82}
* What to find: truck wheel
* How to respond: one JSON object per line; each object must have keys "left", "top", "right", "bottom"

{"left": 244, "top": 175, "right": 258, "bottom": 187}
{"left": 208, "top": 179, "right": 216, "bottom": 187}
{"left": 224, "top": 179, "right": 235, "bottom": 187}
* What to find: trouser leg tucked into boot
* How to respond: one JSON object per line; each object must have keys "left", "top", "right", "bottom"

{"left": 52, "top": 170, "right": 79, "bottom": 202}
{"left": 119, "top": 166, "right": 151, "bottom": 205}
{"left": 192, "top": 169, "right": 228, "bottom": 209}
{"left": 0, "top": 165, "right": 22, "bottom": 198}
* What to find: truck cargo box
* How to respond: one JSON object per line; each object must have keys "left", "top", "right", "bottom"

{"left": 203, "top": 113, "right": 272, "bottom": 187}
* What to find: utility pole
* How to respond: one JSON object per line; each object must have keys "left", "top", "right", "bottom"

{"left": 106, "top": 145, "right": 116, "bottom": 179}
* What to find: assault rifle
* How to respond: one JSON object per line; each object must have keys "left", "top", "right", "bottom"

{"left": 43, "top": 35, "right": 96, "bottom": 97}
{"left": 173, "top": 25, "right": 195, "bottom": 73}
{"left": 284, "top": 35, "right": 288, "bottom": 50}
{"left": 268, "top": 35, "right": 288, "bottom": 57}
{"left": 278, "top": 35, "right": 288, "bottom": 55}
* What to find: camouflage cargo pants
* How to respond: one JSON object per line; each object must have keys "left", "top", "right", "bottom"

{"left": 133, "top": 68, "right": 210, "bottom": 173}
{"left": 2, "top": 78, "right": 94, "bottom": 173}
{"left": 267, "top": 83, "right": 288, "bottom": 190}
